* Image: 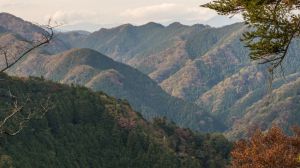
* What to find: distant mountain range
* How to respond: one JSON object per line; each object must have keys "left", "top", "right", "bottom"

{"left": 0, "top": 13, "right": 223, "bottom": 133}
{"left": 2, "top": 12, "right": 300, "bottom": 139}
{"left": 10, "top": 47, "right": 224, "bottom": 132}
{"left": 60, "top": 19, "right": 300, "bottom": 139}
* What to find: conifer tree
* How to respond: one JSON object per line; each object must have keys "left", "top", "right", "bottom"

{"left": 202, "top": 0, "right": 300, "bottom": 74}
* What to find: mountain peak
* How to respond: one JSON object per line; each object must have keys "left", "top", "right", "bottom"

{"left": 64, "top": 48, "right": 108, "bottom": 58}
{"left": 167, "top": 22, "right": 186, "bottom": 28}
{"left": 117, "top": 23, "right": 134, "bottom": 29}
{"left": 0, "top": 12, "right": 21, "bottom": 20}
{"left": 141, "top": 22, "right": 164, "bottom": 29}
{"left": 0, "top": 12, "right": 26, "bottom": 26}
{"left": 192, "top": 23, "right": 210, "bottom": 29}
{"left": 0, "top": 12, "right": 44, "bottom": 40}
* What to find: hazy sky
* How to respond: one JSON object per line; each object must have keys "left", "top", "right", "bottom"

{"left": 0, "top": 0, "right": 242, "bottom": 31}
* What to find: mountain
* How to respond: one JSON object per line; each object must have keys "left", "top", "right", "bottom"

{"left": 0, "top": 13, "right": 69, "bottom": 54}
{"left": 226, "top": 72, "right": 300, "bottom": 139}
{"left": 0, "top": 13, "right": 227, "bottom": 133}
{"left": 0, "top": 74, "right": 231, "bottom": 167}
{"left": 3, "top": 13, "right": 300, "bottom": 139}
{"left": 8, "top": 48, "right": 225, "bottom": 132}
{"left": 63, "top": 22, "right": 247, "bottom": 102}
{"left": 57, "top": 30, "right": 90, "bottom": 48}
{"left": 61, "top": 21, "right": 300, "bottom": 139}
{"left": 0, "top": 12, "right": 45, "bottom": 40}
{"left": 61, "top": 22, "right": 210, "bottom": 83}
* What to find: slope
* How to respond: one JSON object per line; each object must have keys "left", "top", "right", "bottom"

{"left": 63, "top": 22, "right": 250, "bottom": 103}
{"left": 0, "top": 74, "right": 231, "bottom": 167}
{"left": 0, "top": 12, "right": 69, "bottom": 54}
{"left": 61, "top": 22, "right": 210, "bottom": 83}
{"left": 9, "top": 48, "right": 225, "bottom": 132}
{"left": 226, "top": 73, "right": 300, "bottom": 139}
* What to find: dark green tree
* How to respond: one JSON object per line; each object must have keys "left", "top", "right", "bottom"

{"left": 202, "top": 0, "right": 300, "bottom": 74}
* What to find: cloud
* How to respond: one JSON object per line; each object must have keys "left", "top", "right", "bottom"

{"left": 122, "top": 3, "right": 177, "bottom": 18}
{"left": 46, "top": 10, "right": 100, "bottom": 26}
{"left": 121, "top": 3, "right": 216, "bottom": 24}
{"left": 0, "top": 1, "right": 30, "bottom": 9}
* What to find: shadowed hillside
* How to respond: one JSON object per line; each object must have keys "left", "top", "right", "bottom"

{"left": 8, "top": 48, "right": 225, "bottom": 132}
{"left": 0, "top": 74, "right": 231, "bottom": 167}
{"left": 3, "top": 12, "right": 300, "bottom": 139}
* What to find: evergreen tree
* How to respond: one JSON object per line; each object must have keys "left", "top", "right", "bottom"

{"left": 202, "top": 0, "right": 300, "bottom": 74}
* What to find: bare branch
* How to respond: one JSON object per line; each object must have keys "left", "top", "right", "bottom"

{"left": 0, "top": 19, "right": 58, "bottom": 136}
{"left": 0, "top": 23, "right": 55, "bottom": 73}
{"left": 0, "top": 91, "right": 53, "bottom": 136}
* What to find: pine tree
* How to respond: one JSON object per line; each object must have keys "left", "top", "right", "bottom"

{"left": 202, "top": 0, "right": 300, "bottom": 74}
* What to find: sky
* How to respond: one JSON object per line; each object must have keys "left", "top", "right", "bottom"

{"left": 0, "top": 0, "right": 243, "bottom": 32}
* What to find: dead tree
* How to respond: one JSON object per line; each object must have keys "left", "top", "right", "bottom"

{"left": 0, "top": 92, "right": 52, "bottom": 136}
{"left": 0, "top": 20, "right": 55, "bottom": 136}
{"left": 0, "top": 19, "right": 55, "bottom": 73}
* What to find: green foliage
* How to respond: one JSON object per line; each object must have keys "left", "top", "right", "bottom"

{"left": 202, "top": 0, "right": 300, "bottom": 72}
{"left": 0, "top": 75, "right": 232, "bottom": 167}
{"left": 152, "top": 117, "right": 232, "bottom": 168}
{"left": 11, "top": 47, "right": 225, "bottom": 132}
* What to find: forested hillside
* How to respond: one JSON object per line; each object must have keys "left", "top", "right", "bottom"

{"left": 0, "top": 74, "right": 231, "bottom": 167}
{"left": 0, "top": 13, "right": 224, "bottom": 133}
{"left": 8, "top": 47, "right": 225, "bottom": 132}
{"left": 2, "top": 0, "right": 300, "bottom": 166}
{"left": 61, "top": 20, "right": 300, "bottom": 138}
{"left": 2, "top": 12, "right": 300, "bottom": 139}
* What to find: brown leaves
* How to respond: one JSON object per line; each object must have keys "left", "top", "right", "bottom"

{"left": 231, "top": 126, "right": 300, "bottom": 168}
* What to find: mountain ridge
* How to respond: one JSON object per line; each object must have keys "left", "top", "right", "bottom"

{"left": 3, "top": 13, "right": 300, "bottom": 139}
{"left": 8, "top": 47, "right": 225, "bottom": 132}
{"left": 58, "top": 20, "right": 300, "bottom": 139}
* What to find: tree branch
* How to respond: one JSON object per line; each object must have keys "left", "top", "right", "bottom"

{"left": 0, "top": 24, "right": 54, "bottom": 73}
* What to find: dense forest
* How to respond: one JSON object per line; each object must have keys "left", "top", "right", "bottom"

{"left": 0, "top": 74, "right": 231, "bottom": 167}
{"left": 1, "top": 0, "right": 300, "bottom": 166}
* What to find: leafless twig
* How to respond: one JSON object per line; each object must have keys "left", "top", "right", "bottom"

{"left": 0, "top": 19, "right": 57, "bottom": 136}
{"left": 0, "top": 19, "right": 57, "bottom": 73}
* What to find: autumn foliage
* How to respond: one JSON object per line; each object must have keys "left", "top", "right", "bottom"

{"left": 231, "top": 126, "right": 300, "bottom": 168}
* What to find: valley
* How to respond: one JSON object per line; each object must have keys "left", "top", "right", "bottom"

{"left": 1, "top": 12, "right": 300, "bottom": 140}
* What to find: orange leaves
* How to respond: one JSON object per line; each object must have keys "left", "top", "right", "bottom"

{"left": 231, "top": 126, "right": 300, "bottom": 168}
